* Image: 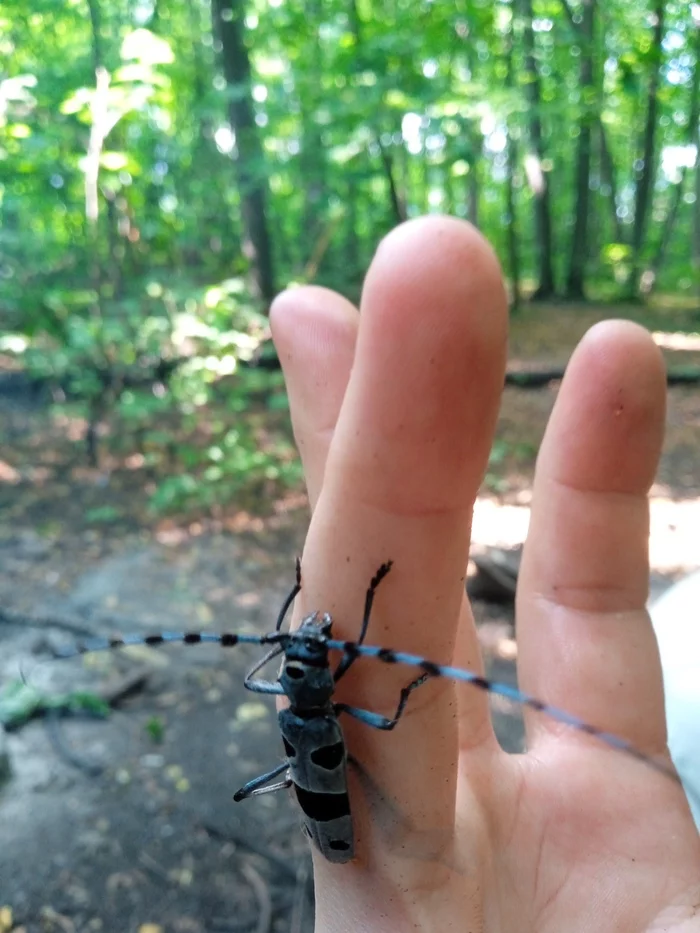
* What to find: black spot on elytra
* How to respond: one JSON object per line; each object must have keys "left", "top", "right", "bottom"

{"left": 283, "top": 738, "right": 296, "bottom": 758}
{"left": 310, "top": 742, "right": 344, "bottom": 771}
{"left": 294, "top": 786, "right": 350, "bottom": 821}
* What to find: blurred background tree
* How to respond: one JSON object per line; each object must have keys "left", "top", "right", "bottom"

{"left": 1, "top": 0, "right": 699, "bottom": 511}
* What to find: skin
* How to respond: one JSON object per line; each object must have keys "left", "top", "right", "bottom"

{"left": 269, "top": 216, "right": 700, "bottom": 933}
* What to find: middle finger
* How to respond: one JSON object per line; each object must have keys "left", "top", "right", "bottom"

{"left": 300, "top": 217, "right": 508, "bottom": 861}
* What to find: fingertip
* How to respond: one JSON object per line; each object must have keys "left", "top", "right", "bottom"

{"left": 270, "top": 285, "right": 359, "bottom": 364}
{"left": 574, "top": 318, "right": 666, "bottom": 392}
{"left": 372, "top": 215, "right": 504, "bottom": 280}
{"left": 270, "top": 286, "right": 359, "bottom": 507}
{"left": 540, "top": 318, "right": 666, "bottom": 496}
{"left": 365, "top": 216, "right": 507, "bottom": 341}
{"left": 327, "top": 216, "right": 507, "bottom": 516}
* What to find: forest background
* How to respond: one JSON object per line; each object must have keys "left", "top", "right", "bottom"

{"left": 1, "top": 0, "right": 699, "bottom": 514}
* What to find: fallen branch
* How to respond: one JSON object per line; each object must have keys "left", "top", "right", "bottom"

{"left": 245, "top": 346, "right": 700, "bottom": 389}
{"left": 201, "top": 821, "right": 300, "bottom": 882}
{"left": 467, "top": 548, "right": 520, "bottom": 603}
{"left": 43, "top": 710, "right": 105, "bottom": 777}
{"left": 0, "top": 605, "right": 162, "bottom": 642}
{"left": 505, "top": 367, "right": 700, "bottom": 388}
{"left": 0, "top": 606, "right": 94, "bottom": 638}
{"left": 240, "top": 861, "right": 273, "bottom": 933}
{"left": 98, "top": 669, "right": 149, "bottom": 706}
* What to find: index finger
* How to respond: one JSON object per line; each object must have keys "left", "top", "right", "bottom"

{"left": 270, "top": 286, "right": 359, "bottom": 508}
{"left": 299, "top": 217, "right": 507, "bottom": 867}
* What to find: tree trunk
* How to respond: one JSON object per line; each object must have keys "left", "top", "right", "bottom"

{"left": 344, "top": 175, "right": 361, "bottom": 288}
{"left": 300, "top": 115, "right": 328, "bottom": 259}
{"left": 299, "top": 0, "right": 328, "bottom": 265}
{"left": 350, "top": 1, "right": 406, "bottom": 226}
{"left": 629, "top": 0, "right": 665, "bottom": 295}
{"left": 505, "top": 6, "right": 521, "bottom": 311}
{"left": 644, "top": 20, "right": 700, "bottom": 294}
{"left": 455, "top": 18, "right": 481, "bottom": 227}
{"left": 694, "top": 123, "right": 700, "bottom": 299}
{"left": 86, "top": 0, "right": 104, "bottom": 74}
{"left": 84, "top": 0, "right": 110, "bottom": 467}
{"left": 598, "top": 120, "right": 624, "bottom": 243}
{"left": 212, "top": 0, "right": 276, "bottom": 305}
{"left": 377, "top": 137, "right": 407, "bottom": 224}
{"left": 148, "top": 0, "right": 161, "bottom": 30}
{"left": 466, "top": 124, "right": 480, "bottom": 228}
{"left": 520, "top": 0, "right": 556, "bottom": 298}
{"left": 564, "top": 0, "right": 595, "bottom": 299}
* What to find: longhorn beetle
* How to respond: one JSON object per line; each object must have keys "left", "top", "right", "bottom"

{"left": 51, "top": 561, "right": 694, "bottom": 863}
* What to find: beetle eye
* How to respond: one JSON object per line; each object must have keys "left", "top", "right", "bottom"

{"left": 285, "top": 664, "right": 304, "bottom": 680}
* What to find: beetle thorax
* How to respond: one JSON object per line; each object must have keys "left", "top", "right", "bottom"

{"left": 280, "top": 612, "right": 334, "bottom": 709}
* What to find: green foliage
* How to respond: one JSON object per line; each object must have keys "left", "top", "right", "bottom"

{"left": 1, "top": 0, "right": 699, "bottom": 513}
{"left": 3, "top": 266, "right": 297, "bottom": 509}
{"left": 0, "top": 680, "right": 110, "bottom": 730}
{"left": 145, "top": 715, "right": 165, "bottom": 743}
{"left": 147, "top": 416, "right": 303, "bottom": 513}
{"left": 84, "top": 505, "right": 123, "bottom": 523}
{"left": 484, "top": 437, "right": 538, "bottom": 492}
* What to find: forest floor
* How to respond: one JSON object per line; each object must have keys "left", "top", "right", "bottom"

{"left": 1, "top": 302, "right": 699, "bottom": 933}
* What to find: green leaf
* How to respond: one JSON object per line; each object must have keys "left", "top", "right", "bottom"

{"left": 84, "top": 506, "right": 123, "bottom": 524}
{"left": 145, "top": 716, "right": 165, "bottom": 743}
{"left": 0, "top": 681, "right": 44, "bottom": 729}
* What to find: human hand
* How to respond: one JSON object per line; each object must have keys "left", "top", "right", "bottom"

{"left": 270, "top": 217, "right": 700, "bottom": 933}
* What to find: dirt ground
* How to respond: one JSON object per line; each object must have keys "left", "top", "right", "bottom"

{"left": 1, "top": 308, "right": 699, "bottom": 933}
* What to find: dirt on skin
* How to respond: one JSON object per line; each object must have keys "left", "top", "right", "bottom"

{"left": 1, "top": 308, "right": 699, "bottom": 933}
